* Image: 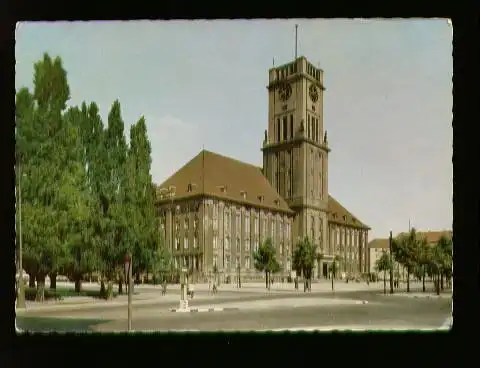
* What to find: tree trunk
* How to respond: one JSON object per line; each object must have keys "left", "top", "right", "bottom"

{"left": 28, "top": 274, "right": 36, "bottom": 288}
{"left": 265, "top": 271, "right": 268, "bottom": 289}
{"left": 74, "top": 275, "right": 82, "bottom": 293}
{"left": 49, "top": 272, "right": 57, "bottom": 290}
{"left": 406, "top": 268, "right": 410, "bottom": 292}
{"left": 383, "top": 271, "right": 386, "bottom": 294}
{"left": 331, "top": 273, "right": 334, "bottom": 292}
{"left": 36, "top": 274, "right": 46, "bottom": 302}
{"left": 422, "top": 270, "right": 426, "bottom": 292}
{"left": 100, "top": 279, "right": 106, "bottom": 297}
{"left": 135, "top": 272, "right": 141, "bottom": 285}
{"left": 440, "top": 273, "right": 444, "bottom": 290}
{"left": 118, "top": 275, "right": 123, "bottom": 295}
{"left": 107, "top": 280, "right": 114, "bottom": 300}
{"left": 435, "top": 274, "right": 440, "bottom": 295}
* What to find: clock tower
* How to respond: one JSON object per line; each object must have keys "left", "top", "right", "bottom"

{"left": 261, "top": 56, "right": 330, "bottom": 268}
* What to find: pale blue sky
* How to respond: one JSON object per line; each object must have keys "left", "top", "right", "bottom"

{"left": 15, "top": 20, "right": 452, "bottom": 239}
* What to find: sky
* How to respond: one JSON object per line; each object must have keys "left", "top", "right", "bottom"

{"left": 15, "top": 19, "right": 452, "bottom": 239}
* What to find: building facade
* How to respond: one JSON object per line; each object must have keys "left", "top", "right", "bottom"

{"left": 156, "top": 56, "right": 370, "bottom": 281}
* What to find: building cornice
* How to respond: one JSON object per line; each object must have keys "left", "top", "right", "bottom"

{"left": 266, "top": 73, "right": 326, "bottom": 91}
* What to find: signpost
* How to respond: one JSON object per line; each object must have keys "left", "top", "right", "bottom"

{"left": 124, "top": 253, "right": 133, "bottom": 331}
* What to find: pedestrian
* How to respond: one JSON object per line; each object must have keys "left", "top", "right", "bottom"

{"left": 162, "top": 279, "right": 167, "bottom": 296}
{"left": 212, "top": 282, "right": 217, "bottom": 294}
{"left": 188, "top": 282, "right": 195, "bottom": 299}
{"left": 208, "top": 278, "right": 212, "bottom": 294}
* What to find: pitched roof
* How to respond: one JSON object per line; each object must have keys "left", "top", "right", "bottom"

{"left": 156, "top": 150, "right": 293, "bottom": 214}
{"left": 368, "top": 238, "right": 389, "bottom": 249}
{"left": 327, "top": 195, "right": 370, "bottom": 229}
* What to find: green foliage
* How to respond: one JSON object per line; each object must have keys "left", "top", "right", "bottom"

{"left": 253, "top": 238, "right": 281, "bottom": 274}
{"left": 375, "top": 251, "right": 392, "bottom": 273}
{"left": 292, "top": 237, "right": 317, "bottom": 279}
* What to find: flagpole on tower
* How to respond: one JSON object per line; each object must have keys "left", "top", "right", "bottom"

{"left": 295, "top": 24, "right": 298, "bottom": 59}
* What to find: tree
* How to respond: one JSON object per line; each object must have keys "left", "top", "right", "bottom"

{"left": 375, "top": 251, "right": 392, "bottom": 295}
{"left": 415, "top": 237, "right": 430, "bottom": 293}
{"left": 254, "top": 238, "right": 280, "bottom": 290}
{"left": 436, "top": 235, "right": 452, "bottom": 291}
{"left": 292, "top": 237, "right": 316, "bottom": 292}
{"left": 328, "top": 255, "right": 342, "bottom": 292}
{"left": 96, "top": 100, "right": 129, "bottom": 299}
{"left": 17, "top": 53, "right": 77, "bottom": 301}
{"left": 124, "top": 117, "right": 159, "bottom": 284}
{"left": 392, "top": 228, "right": 419, "bottom": 292}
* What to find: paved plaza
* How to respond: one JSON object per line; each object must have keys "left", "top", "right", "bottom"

{"left": 16, "top": 281, "right": 452, "bottom": 333}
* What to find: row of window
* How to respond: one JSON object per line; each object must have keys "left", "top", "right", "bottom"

{"left": 275, "top": 115, "right": 294, "bottom": 142}
{"left": 274, "top": 62, "right": 321, "bottom": 82}
{"left": 307, "top": 114, "right": 320, "bottom": 142}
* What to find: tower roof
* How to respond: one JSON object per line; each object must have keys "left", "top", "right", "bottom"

{"left": 156, "top": 150, "right": 293, "bottom": 214}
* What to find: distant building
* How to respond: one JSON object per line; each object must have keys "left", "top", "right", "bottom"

{"left": 368, "top": 230, "right": 452, "bottom": 275}
{"left": 155, "top": 56, "right": 370, "bottom": 282}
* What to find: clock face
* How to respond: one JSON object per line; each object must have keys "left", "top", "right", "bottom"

{"left": 309, "top": 84, "right": 319, "bottom": 102}
{"left": 278, "top": 83, "right": 292, "bottom": 102}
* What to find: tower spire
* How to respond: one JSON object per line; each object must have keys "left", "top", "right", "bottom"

{"left": 295, "top": 24, "right": 298, "bottom": 60}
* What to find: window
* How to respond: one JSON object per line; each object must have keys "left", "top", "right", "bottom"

{"left": 184, "top": 236, "right": 188, "bottom": 249}
{"left": 245, "top": 213, "right": 250, "bottom": 236}
{"left": 307, "top": 115, "right": 311, "bottom": 139}
{"left": 225, "top": 210, "right": 230, "bottom": 231}
{"left": 245, "top": 256, "right": 250, "bottom": 269}
{"left": 271, "top": 220, "right": 275, "bottom": 239}
{"left": 184, "top": 217, "right": 189, "bottom": 231}
{"left": 254, "top": 215, "right": 259, "bottom": 235}
{"left": 283, "top": 116, "right": 287, "bottom": 141}
{"left": 213, "top": 235, "right": 218, "bottom": 249}
{"left": 276, "top": 119, "right": 281, "bottom": 142}
{"left": 236, "top": 237, "right": 240, "bottom": 253}
{"left": 245, "top": 238, "right": 250, "bottom": 252}
{"left": 280, "top": 243, "right": 283, "bottom": 256}
{"left": 225, "top": 237, "right": 230, "bottom": 251}
{"left": 175, "top": 236, "right": 180, "bottom": 250}
{"left": 254, "top": 238, "right": 259, "bottom": 252}
{"left": 225, "top": 255, "right": 230, "bottom": 270}
{"left": 236, "top": 213, "right": 241, "bottom": 236}
{"left": 213, "top": 255, "right": 218, "bottom": 268}
{"left": 290, "top": 115, "right": 294, "bottom": 139}
{"left": 193, "top": 236, "right": 198, "bottom": 248}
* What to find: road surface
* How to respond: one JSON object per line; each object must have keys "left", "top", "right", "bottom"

{"left": 17, "top": 290, "right": 451, "bottom": 332}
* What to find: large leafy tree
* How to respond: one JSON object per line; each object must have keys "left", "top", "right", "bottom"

{"left": 292, "top": 237, "right": 316, "bottom": 291}
{"left": 415, "top": 237, "right": 430, "bottom": 293}
{"left": 61, "top": 106, "right": 101, "bottom": 292}
{"left": 254, "top": 238, "right": 280, "bottom": 290}
{"left": 96, "top": 100, "right": 129, "bottom": 298}
{"left": 125, "top": 117, "right": 160, "bottom": 283}
{"left": 392, "top": 228, "right": 419, "bottom": 292}
{"left": 375, "top": 251, "right": 392, "bottom": 295}
{"left": 16, "top": 53, "right": 82, "bottom": 301}
{"left": 436, "top": 235, "right": 452, "bottom": 290}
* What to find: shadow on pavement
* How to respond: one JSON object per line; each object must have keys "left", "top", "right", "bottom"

{"left": 17, "top": 316, "right": 111, "bottom": 333}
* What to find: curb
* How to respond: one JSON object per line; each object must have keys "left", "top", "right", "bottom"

{"left": 169, "top": 307, "right": 239, "bottom": 313}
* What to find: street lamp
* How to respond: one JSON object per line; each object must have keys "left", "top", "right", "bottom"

{"left": 236, "top": 257, "right": 241, "bottom": 288}
{"left": 16, "top": 157, "right": 26, "bottom": 309}
{"left": 388, "top": 230, "right": 394, "bottom": 294}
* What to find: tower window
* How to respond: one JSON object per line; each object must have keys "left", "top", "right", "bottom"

{"left": 307, "top": 115, "right": 311, "bottom": 139}
{"left": 276, "top": 119, "right": 281, "bottom": 142}
{"left": 290, "top": 115, "right": 293, "bottom": 139}
{"left": 283, "top": 116, "right": 287, "bottom": 141}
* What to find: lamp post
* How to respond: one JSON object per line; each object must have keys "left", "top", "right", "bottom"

{"left": 16, "top": 158, "right": 26, "bottom": 309}
{"left": 236, "top": 257, "right": 241, "bottom": 288}
{"left": 388, "top": 230, "right": 394, "bottom": 294}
